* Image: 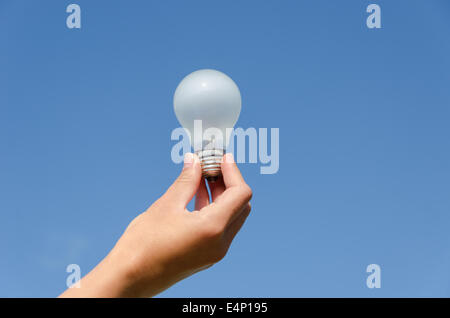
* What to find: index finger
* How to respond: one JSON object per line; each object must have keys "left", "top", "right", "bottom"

{"left": 207, "top": 153, "right": 252, "bottom": 224}
{"left": 221, "top": 153, "right": 246, "bottom": 188}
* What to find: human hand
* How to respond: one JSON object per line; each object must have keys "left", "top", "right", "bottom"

{"left": 60, "top": 153, "right": 252, "bottom": 298}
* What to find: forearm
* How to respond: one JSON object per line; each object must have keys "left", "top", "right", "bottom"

{"left": 58, "top": 239, "right": 188, "bottom": 298}
{"left": 58, "top": 251, "right": 134, "bottom": 298}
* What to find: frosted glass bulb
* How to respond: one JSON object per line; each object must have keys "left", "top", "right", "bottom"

{"left": 173, "top": 69, "right": 242, "bottom": 181}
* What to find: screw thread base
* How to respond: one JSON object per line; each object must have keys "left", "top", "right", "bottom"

{"left": 196, "top": 149, "right": 224, "bottom": 182}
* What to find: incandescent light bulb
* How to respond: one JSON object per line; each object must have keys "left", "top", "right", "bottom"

{"left": 173, "top": 69, "right": 242, "bottom": 181}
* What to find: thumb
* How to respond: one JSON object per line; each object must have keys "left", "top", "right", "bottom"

{"left": 162, "top": 153, "right": 202, "bottom": 208}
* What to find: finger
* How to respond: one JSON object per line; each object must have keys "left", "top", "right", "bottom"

{"left": 195, "top": 178, "right": 210, "bottom": 211}
{"left": 221, "top": 153, "right": 246, "bottom": 188}
{"left": 208, "top": 153, "right": 252, "bottom": 224}
{"left": 225, "top": 203, "right": 251, "bottom": 242}
{"left": 208, "top": 177, "right": 225, "bottom": 202}
{"left": 162, "top": 153, "right": 202, "bottom": 208}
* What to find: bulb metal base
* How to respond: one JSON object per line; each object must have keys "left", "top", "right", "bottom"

{"left": 196, "top": 149, "right": 224, "bottom": 182}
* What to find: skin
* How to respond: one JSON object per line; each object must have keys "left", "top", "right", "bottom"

{"left": 59, "top": 153, "right": 252, "bottom": 298}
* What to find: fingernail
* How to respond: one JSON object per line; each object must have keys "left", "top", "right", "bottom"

{"left": 224, "top": 153, "right": 234, "bottom": 163}
{"left": 183, "top": 153, "right": 194, "bottom": 168}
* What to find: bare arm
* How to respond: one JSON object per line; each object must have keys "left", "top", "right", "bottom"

{"left": 59, "top": 153, "right": 252, "bottom": 298}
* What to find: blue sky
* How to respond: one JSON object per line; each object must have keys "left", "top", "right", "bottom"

{"left": 1, "top": 0, "right": 450, "bottom": 297}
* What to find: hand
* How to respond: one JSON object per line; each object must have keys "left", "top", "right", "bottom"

{"left": 59, "top": 153, "right": 252, "bottom": 297}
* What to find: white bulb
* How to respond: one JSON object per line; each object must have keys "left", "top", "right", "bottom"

{"left": 173, "top": 69, "right": 242, "bottom": 180}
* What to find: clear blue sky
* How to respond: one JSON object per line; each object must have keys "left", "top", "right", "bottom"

{"left": 1, "top": 0, "right": 450, "bottom": 297}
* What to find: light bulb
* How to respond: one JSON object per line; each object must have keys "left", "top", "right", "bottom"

{"left": 173, "top": 69, "right": 242, "bottom": 181}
